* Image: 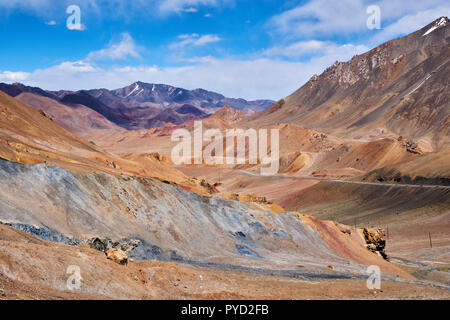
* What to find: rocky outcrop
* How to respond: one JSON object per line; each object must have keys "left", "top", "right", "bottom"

{"left": 89, "top": 237, "right": 141, "bottom": 255}
{"left": 363, "top": 228, "right": 388, "bottom": 260}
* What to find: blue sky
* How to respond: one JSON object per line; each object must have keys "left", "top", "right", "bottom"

{"left": 0, "top": 0, "right": 449, "bottom": 100}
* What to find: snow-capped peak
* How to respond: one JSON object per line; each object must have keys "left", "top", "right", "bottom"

{"left": 125, "top": 83, "right": 140, "bottom": 98}
{"left": 423, "top": 17, "right": 448, "bottom": 36}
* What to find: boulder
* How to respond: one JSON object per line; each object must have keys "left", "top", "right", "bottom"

{"left": 89, "top": 237, "right": 111, "bottom": 252}
{"left": 105, "top": 248, "right": 128, "bottom": 265}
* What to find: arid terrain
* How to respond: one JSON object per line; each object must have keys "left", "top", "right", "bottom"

{"left": 0, "top": 17, "right": 449, "bottom": 300}
{"left": 1, "top": 223, "right": 449, "bottom": 300}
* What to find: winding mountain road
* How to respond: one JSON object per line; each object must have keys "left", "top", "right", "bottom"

{"left": 237, "top": 169, "right": 450, "bottom": 190}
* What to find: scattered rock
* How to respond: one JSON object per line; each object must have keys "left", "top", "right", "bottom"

{"left": 397, "top": 136, "right": 423, "bottom": 154}
{"left": 118, "top": 239, "right": 141, "bottom": 252}
{"left": 149, "top": 152, "right": 164, "bottom": 162}
{"left": 89, "top": 237, "right": 111, "bottom": 252}
{"left": 405, "top": 141, "right": 422, "bottom": 154}
{"left": 0, "top": 288, "right": 5, "bottom": 297}
{"left": 235, "top": 244, "right": 262, "bottom": 258}
{"left": 337, "top": 224, "right": 352, "bottom": 235}
{"left": 312, "top": 132, "right": 327, "bottom": 140}
{"left": 200, "top": 179, "right": 219, "bottom": 193}
{"left": 89, "top": 237, "right": 141, "bottom": 255}
{"left": 120, "top": 174, "right": 131, "bottom": 181}
{"left": 224, "top": 193, "right": 267, "bottom": 204}
{"left": 106, "top": 160, "right": 122, "bottom": 170}
{"left": 38, "top": 109, "right": 52, "bottom": 120}
{"left": 105, "top": 248, "right": 128, "bottom": 265}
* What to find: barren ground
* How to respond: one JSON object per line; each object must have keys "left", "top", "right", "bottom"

{"left": 1, "top": 224, "right": 449, "bottom": 300}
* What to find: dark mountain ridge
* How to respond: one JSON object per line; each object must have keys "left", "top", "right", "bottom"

{"left": 0, "top": 81, "right": 274, "bottom": 130}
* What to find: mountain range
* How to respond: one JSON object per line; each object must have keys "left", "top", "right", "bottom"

{"left": 0, "top": 81, "right": 274, "bottom": 130}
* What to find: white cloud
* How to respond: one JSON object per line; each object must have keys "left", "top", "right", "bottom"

{"left": 268, "top": 0, "right": 450, "bottom": 38}
{"left": 69, "top": 23, "right": 87, "bottom": 31}
{"left": 178, "top": 33, "right": 200, "bottom": 39}
{"left": 171, "top": 33, "right": 222, "bottom": 49}
{"left": 52, "top": 61, "right": 99, "bottom": 73}
{"left": 263, "top": 40, "right": 367, "bottom": 59}
{"left": 181, "top": 7, "right": 198, "bottom": 13}
{"left": 264, "top": 40, "right": 326, "bottom": 57}
{"left": 45, "top": 20, "right": 56, "bottom": 25}
{"left": 269, "top": 0, "right": 368, "bottom": 37}
{"left": 1, "top": 59, "right": 300, "bottom": 100}
{"left": 0, "top": 70, "right": 30, "bottom": 82}
{"left": 29, "top": 61, "right": 100, "bottom": 81}
{"left": 87, "top": 33, "right": 140, "bottom": 61}
{"left": 195, "top": 34, "right": 222, "bottom": 45}
{"left": 158, "top": 0, "right": 228, "bottom": 14}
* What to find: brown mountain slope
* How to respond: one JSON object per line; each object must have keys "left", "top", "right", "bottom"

{"left": 84, "top": 106, "right": 245, "bottom": 155}
{"left": 209, "top": 105, "right": 245, "bottom": 123}
{"left": 0, "top": 90, "right": 208, "bottom": 194}
{"left": 245, "top": 17, "right": 450, "bottom": 150}
{"left": 362, "top": 148, "right": 450, "bottom": 184}
{"left": 15, "top": 92, "right": 123, "bottom": 136}
{"left": 85, "top": 111, "right": 423, "bottom": 180}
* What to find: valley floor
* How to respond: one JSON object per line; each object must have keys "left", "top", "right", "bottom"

{"left": 178, "top": 166, "right": 450, "bottom": 287}
{"left": 0, "top": 224, "right": 449, "bottom": 300}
